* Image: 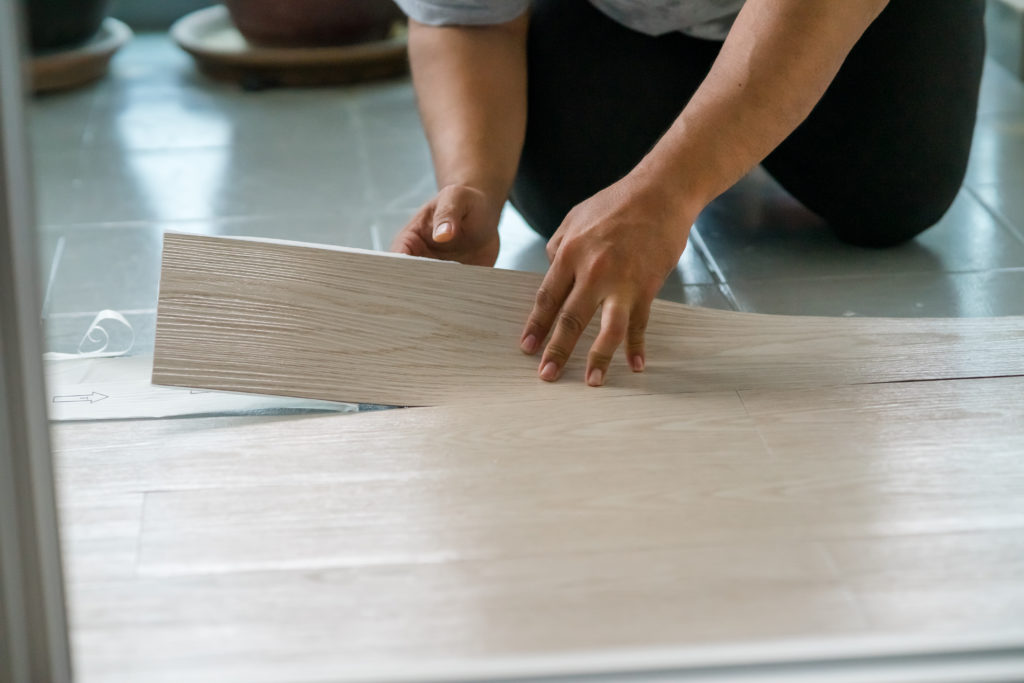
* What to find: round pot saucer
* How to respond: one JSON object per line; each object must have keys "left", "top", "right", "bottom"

{"left": 171, "top": 5, "right": 408, "bottom": 89}
{"left": 31, "top": 17, "right": 133, "bottom": 94}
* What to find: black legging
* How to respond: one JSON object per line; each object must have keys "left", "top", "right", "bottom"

{"left": 510, "top": 0, "right": 986, "bottom": 248}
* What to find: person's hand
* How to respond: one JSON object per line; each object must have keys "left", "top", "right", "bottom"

{"left": 519, "top": 172, "right": 694, "bottom": 387}
{"left": 390, "top": 184, "right": 503, "bottom": 267}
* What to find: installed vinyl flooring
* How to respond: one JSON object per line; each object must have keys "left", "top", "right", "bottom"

{"left": 28, "top": 30, "right": 1024, "bottom": 683}
{"left": 55, "top": 376, "right": 1024, "bottom": 682}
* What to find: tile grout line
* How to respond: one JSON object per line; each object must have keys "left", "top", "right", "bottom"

{"left": 40, "top": 235, "right": 66, "bottom": 319}
{"left": 963, "top": 184, "right": 1024, "bottom": 247}
{"left": 687, "top": 226, "right": 742, "bottom": 311}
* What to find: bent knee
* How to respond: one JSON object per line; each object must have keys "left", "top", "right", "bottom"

{"left": 828, "top": 190, "right": 960, "bottom": 249}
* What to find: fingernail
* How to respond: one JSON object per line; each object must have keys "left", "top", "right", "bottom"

{"left": 540, "top": 361, "right": 559, "bottom": 381}
{"left": 521, "top": 334, "right": 537, "bottom": 354}
{"left": 433, "top": 222, "right": 453, "bottom": 241}
{"left": 587, "top": 368, "right": 604, "bottom": 387}
{"left": 630, "top": 355, "right": 645, "bottom": 372}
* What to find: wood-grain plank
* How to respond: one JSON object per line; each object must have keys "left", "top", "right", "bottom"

{"left": 71, "top": 543, "right": 858, "bottom": 683}
{"left": 152, "top": 233, "right": 1024, "bottom": 406}
{"left": 52, "top": 391, "right": 762, "bottom": 499}
{"left": 738, "top": 376, "right": 1024, "bottom": 536}
{"left": 130, "top": 382, "right": 1024, "bottom": 578}
{"left": 825, "top": 530, "right": 1024, "bottom": 633}
{"left": 57, "top": 377, "right": 1024, "bottom": 681}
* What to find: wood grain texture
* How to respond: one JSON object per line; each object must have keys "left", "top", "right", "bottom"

{"left": 152, "top": 233, "right": 1024, "bottom": 406}
{"left": 55, "top": 377, "right": 1024, "bottom": 682}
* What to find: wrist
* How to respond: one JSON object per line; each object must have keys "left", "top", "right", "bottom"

{"left": 624, "top": 161, "right": 702, "bottom": 234}
{"left": 632, "top": 134, "right": 728, "bottom": 221}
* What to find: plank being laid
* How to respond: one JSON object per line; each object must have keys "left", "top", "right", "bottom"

{"left": 152, "top": 233, "right": 1024, "bottom": 407}
{"left": 56, "top": 376, "right": 1024, "bottom": 682}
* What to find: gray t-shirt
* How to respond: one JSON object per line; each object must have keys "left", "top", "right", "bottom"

{"left": 394, "top": 0, "right": 747, "bottom": 40}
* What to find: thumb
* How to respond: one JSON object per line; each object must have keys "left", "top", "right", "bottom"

{"left": 431, "top": 186, "right": 467, "bottom": 244}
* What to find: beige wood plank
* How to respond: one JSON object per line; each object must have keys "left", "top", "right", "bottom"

{"left": 825, "top": 530, "right": 1024, "bottom": 633}
{"left": 52, "top": 391, "right": 761, "bottom": 500}
{"left": 129, "top": 382, "right": 1024, "bottom": 578}
{"left": 57, "top": 492, "right": 142, "bottom": 584}
{"left": 57, "top": 377, "right": 1024, "bottom": 681}
{"left": 738, "top": 376, "right": 1024, "bottom": 536}
{"left": 152, "top": 233, "right": 1024, "bottom": 406}
{"left": 71, "top": 543, "right": 859, "bottom": 683}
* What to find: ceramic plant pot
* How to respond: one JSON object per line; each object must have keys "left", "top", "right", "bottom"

{"left": 23, "top": 0, "right": 111, "bottom": 52}
{"left": 224, "top": 0, "right": 404, "bottom": 48}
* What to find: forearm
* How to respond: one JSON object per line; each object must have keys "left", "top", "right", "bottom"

{"left": 636, "top": 0, "right": 890, "bottom": 218}
{"left": 408, "top": 16, "right": 528, "bottom": 201}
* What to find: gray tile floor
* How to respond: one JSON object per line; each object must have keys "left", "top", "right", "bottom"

{"left": 29, "top": 34, "right": 1024, "bottom": 356}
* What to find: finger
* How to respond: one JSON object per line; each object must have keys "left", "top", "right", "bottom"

{"left": 519, "top": 260, "right": 574, "bottom": 355}
{"left": 626, "top": 300, "right": 651, "bottom": 372}
{"left": 538, "top": 289, "right": 600, "bottom": 382}
{"left": 586, "top": 299, "right": 630, "bottom": 387}
{"left": 431, "top": 186, "right": 467, "bottom": 243}
{"left": 546, "top": 212, "right": 575, "bottom": 262}
{"left": 546, "top": 203, "right": 581, "bottom": 262}
{"left": 546, "top": 230, "right": 565, "bottom": 264}
{"left": 389, "top": 208, "right": 432, "bottom": 256}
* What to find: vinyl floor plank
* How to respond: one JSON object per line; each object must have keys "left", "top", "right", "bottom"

{"left": 131, "top": 383, "right": 1024, "bottom": 579}
{"left": 71, "top": 542, "right": 861, "bottom": 683}
{"left": 52, "top": 391, "right": 761, "bottom": 499}
{"left": 58, "top": 492, "right": 144, "bottom": 584}
{"left": 736, "top": 377, "right": 1024, "bottom": 537}
{"left": 825, "top": 529, "right": 1024, "bottom": 633}
{"left": 152, "top": 234, "right": 1024, "bottom": 406}
{"left": 57, "top": 377, "right": 1024, "bottom": 681}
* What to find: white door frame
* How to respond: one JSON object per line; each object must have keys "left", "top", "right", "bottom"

{"left": 0, "top": 0, "right": 73, "bottom": 680}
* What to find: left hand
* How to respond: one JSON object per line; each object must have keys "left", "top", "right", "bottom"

{"left": 518, "top": 171, "right": 695, "bottom": 386}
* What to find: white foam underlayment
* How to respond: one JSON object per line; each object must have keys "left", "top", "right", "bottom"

{"left": 42, "top": 301, "right": 355, "bottom": 421}
{"left": 45, "top": 354, "right": 355, "bottom": 421}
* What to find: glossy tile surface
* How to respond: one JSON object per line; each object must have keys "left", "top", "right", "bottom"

{"left": 974, "top": 183, "right": 1024, "bottom": 243}
{"left": 26, "top": 35, "right": 1024, "bottom": 357}
{"left": 697, "top": 173, "right": 1024, "bottom": 280}
{"left": 966, "top": 111, "right": 1024, "bottom": 188}
{"left": 728, "top": 269, "right": 1024, "bottom": 318}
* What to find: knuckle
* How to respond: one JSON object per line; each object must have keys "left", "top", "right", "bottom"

{"left": 589, "top": 250, "right": 614, "bottom": 273}
{"left": 436, "top": 187, "right": 463, "bottom": 210}
{"left": 588, "top": 349, "right": 614, "bottom": 367}
{"left": 557, "top": 237, "right": 579, "bottom": 259}
{"left": 534, "top": 286, "right": 558, "bottom": 313}
{"left": 545, "top": 343, "right": 571, "bottom": 363}
{"left": 557, "top": 310, "right": 586, "bottom": 335}
{"left": 628, "top": 316, "right": 648, "bottom": 334}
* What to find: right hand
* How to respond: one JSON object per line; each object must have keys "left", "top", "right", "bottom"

{"left": 390, "top": 184, "right": 503, "bottom": 267}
